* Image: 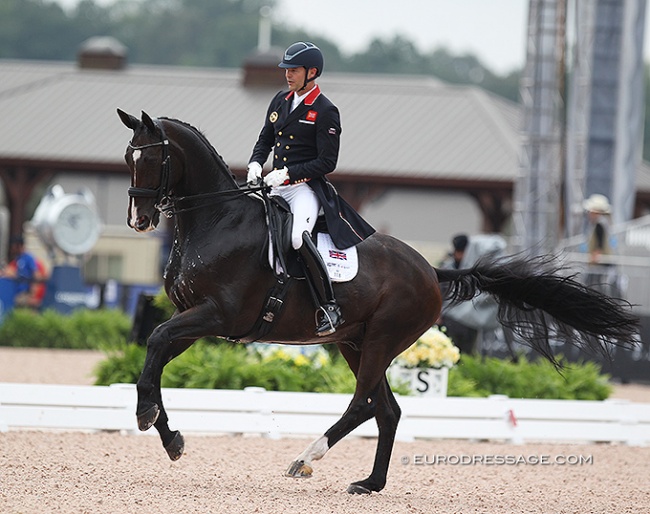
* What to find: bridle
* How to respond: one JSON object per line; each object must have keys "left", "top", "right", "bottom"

{"left": 127, "top": 120, "right": 172, "bottom": 212}
{"left": 127, "top": 119, "right": 267, "bottom": 218}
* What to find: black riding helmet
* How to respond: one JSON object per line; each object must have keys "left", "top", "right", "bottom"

{"left": 278, "top": 42, "right": 323, "bottom": 91}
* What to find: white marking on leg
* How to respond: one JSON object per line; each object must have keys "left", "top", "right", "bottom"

{"left": 295, "top": 435, "right": 329, "bottom": 465}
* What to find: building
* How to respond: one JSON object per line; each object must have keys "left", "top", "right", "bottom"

{"left": 2, "top": 38, "right": 650, "bottom": 291}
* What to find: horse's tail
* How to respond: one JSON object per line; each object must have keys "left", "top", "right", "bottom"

{"left": 434, "top": 255, "right": 639, "bottom": 364}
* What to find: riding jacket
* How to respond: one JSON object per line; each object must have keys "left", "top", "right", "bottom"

{"left": 249, "top": 85, "right": 375, "bottom": 249}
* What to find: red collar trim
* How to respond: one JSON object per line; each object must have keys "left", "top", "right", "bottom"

{"left": 284, "top": 85, "right": 321, "bottom": 105}
{"left": 304, "top": 85, "right": 321, "bottom": 105}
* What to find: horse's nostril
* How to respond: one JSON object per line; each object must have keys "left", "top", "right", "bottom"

{"left": 136, "top": 215, "right": 150, "bottom": 230}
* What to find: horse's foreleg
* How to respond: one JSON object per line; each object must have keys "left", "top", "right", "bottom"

{"left": 136, "top": 302, "right": 221, "bottom": 460}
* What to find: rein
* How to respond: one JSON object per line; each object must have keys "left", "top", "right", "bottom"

{"left": 158, "top": 183, "right": 268, "bottom": 218}
{"left": 127, "top": 119, "right": 268, "bottom": 218}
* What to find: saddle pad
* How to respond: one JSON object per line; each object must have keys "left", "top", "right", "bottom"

{"left": 317, "top": 232, "right": 359, "bottom": 283}
{"left": 268, "top": 233, "right": 359, "bottom": 283}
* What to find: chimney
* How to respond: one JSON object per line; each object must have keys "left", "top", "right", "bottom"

{"left": 77, "top": 36, "right": 127, "bottom": 70}
{"left": 242, "top": 6, "right": 285, "bottom": 88}
{"left": 243, "top": 47, "right": 285, "bottom": 88}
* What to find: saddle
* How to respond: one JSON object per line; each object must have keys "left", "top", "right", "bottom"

{"left": 232, "top": 192, "right": 354, "bottom": 342}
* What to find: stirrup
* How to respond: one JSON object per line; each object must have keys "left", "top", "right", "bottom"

{"left": 316, "top": 303, "right": 343, "bottom": 336}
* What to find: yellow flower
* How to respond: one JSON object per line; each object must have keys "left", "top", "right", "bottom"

{"left": 394, "top": 326, "right": 460, "bottom": 369}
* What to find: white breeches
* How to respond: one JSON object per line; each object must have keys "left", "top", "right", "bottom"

{"left": 271, "top": 183, "right": 320, "bottom": 249}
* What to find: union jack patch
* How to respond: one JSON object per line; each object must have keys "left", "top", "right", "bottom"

{"left": 328, "top": 127, "right": 337, "bottom": 135}
{"left": 306, "top": 110, "right": 318, "bottom": 122}
{"left": 329, "top": 250, "right": 347, "bottom": 260}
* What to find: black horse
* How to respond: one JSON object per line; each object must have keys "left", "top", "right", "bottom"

{"left": 117, "top": 109, "right": 638, "bottom": 494}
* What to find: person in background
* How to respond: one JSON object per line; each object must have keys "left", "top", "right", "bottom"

{"left": 583, "top": 193, "right": 611, "bottom": 264}
{"left": 582, "top": 194, "right": 620, "bottom": 296}
{"left": 437, "top": 233, "right": 477, "bottom": 353}
{"left": 439, "top": 233, "right": 469, "bottom": 270}
{"left": 0, "top": 236, "right": 47, "bottom": 308}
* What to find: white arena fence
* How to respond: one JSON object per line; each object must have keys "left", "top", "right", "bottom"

{"left": 0, "top": 383, "right": 648, "bottom": 446}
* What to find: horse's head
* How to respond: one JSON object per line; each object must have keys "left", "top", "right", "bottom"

{"left": 117, "top": 109, "right": 176, "bottom": 232}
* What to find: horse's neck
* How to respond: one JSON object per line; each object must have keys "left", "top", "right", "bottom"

{"left": 174, "top": 194, "right": 266, "bottom": 245}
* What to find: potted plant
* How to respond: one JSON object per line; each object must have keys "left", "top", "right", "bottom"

{"left": 389, "top": 326, "right": 460, "bottom": 397}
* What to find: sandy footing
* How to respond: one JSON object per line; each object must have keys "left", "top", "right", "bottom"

{"left": 1, "top": 347, "right": 648, "bottom": 513}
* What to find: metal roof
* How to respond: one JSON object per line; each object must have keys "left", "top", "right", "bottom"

{"left": 1, "top": 58, "right": 649, "bottom": 193}
{"left": 0, "top": 59, "right": 518, "bottom": 181}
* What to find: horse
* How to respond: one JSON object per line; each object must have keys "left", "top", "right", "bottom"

{"left": 117, "top": 109, "right": 638, "bottom": 495}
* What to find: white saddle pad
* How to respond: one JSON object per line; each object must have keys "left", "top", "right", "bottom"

{"left": 317, "top": 232, "right": 359, "bottom": 283}
{"left": 268, "top": 232, "right": 359, "bottom": 283}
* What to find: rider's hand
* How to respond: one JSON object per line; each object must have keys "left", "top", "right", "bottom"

{"left": 264, "top": 167, "right": 290, "bottom": 187}
{"left": 246, "top": 162, "right": 263, "bottom": 184}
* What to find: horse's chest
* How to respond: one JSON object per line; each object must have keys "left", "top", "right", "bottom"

{"left": 166, "top": 256, "right": 210, "bottom": 309}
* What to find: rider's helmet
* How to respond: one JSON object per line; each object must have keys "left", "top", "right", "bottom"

{"left": 278, "top": 42, "right": 324, "bottom": 77}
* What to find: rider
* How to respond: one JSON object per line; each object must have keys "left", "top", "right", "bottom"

{"left": 247, "top": 41, "right": 375, "bottom": 336}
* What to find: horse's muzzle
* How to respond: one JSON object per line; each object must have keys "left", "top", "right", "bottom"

{"left": 129, "top": 214, "right": 156, "bottom": 232}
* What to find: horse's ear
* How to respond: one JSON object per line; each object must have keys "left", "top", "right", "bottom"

{"left": 141, "top": 111, "right": 157, "bottom": 132}
{"left": 117, "top": 109, "right": 139, "bottom": 130}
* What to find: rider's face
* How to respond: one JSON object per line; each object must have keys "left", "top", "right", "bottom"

{"left": 285, "top": 67, "right": 316, "bottom": 93}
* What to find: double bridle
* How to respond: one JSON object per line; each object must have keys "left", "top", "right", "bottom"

{"left": 127, "top": 120, "right": 266, "bottom": 218}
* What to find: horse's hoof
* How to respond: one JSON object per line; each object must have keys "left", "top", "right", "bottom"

{"left": 285, "top": 459, "right": 313, "bottom": 478}
{"left": 136, "top": 404, "right": 160, "bottom": 432}
{"left": 347, "top": 482, "right": 372, "bottom": 495}
{"left": 164, "top": 431, "right": 185, "bottom": 461}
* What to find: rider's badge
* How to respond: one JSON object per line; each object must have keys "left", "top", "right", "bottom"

{"left": 269, "top": 111, "right": 278, "bottom": 123}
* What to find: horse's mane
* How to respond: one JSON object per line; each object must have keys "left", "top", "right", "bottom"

{"left": 160, "top": 117, "right": 238, "bottom": 186}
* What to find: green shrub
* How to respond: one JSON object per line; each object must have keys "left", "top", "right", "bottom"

{"left": 0, "top": 308, "right": 131, "bottom": 349}
{"left": 93, "top": 339, "right": 613, "bottom": 400}
{"left": 450, "top": 354, "right": 612, "bottom": 401}
{"left": 94, "top": 340, "right": 359, "bottom": 394}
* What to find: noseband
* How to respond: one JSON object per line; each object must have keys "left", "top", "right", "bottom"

{"left": 127, "top": 120, "right": 172, "bottom": 211}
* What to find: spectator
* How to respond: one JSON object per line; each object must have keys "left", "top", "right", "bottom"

{"left": 0, "top": 236, "right": 47, "bottom": 308}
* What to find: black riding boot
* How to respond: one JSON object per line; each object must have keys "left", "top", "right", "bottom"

{"left": 299, "top": 231, "right": 344, "bottom": 336}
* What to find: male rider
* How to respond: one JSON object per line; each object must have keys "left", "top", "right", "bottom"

{"left": 247, "top": 42, "right": 374, "bottom": 336}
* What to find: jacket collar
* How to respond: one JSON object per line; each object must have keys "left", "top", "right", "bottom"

{"left": 284, "top": 84, "right": 321, "bottom": 106}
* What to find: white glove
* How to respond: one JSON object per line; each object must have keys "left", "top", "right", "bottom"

{"left": 246, "top": 162, "right": 263, "bottom": 184}
{"left": 264, "top": 167, "right": 290, "bottom": 187}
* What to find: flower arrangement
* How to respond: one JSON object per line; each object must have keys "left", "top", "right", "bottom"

{"left": 250, "top": 343, "right": 330, "bottom": 369}
{"left": 393, "top": 326, "right": 460, "bottom": 369}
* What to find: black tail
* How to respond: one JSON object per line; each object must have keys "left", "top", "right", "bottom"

{"left": 435, "top": 255, "right": 639, "bottom": 365}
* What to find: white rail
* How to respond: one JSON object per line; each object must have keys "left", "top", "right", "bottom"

{"left": 0, "top": 383, "right": 648, "bottom": 446}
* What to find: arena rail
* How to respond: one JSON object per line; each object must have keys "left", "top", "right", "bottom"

{"left": 0, "top": 383, "right": 648, "bottom": 446}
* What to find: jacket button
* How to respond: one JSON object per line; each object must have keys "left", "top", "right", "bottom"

{"left": 289, "top": 135, "right": 294, "bottom": 139}
{"left": 283, "top": 157, "right": 287, "bottom": 162}
{"left": 276, "top": 142, "right": 280, "bottom": 147}
{"left": 285, "top": 145, "right": 290, "bottom": 150}
{"left": 278, "top": 131, "right": 283, "bottom": 136}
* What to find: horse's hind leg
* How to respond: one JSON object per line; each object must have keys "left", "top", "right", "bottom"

{"left": 285, "top": 343, "right": 369, "bottom": 477}
{"left": 346, "top": 377, "right": 401, "bottom": 494}
{"left": 286, "top": 342, "right": 401, "bottom": 494}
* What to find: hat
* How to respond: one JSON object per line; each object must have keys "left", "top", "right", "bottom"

{"left": 583, "top": 194, "right": 611, "bottom": 214}
{"left": 452, "top": 234, "right": 469, "bottom": 252}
